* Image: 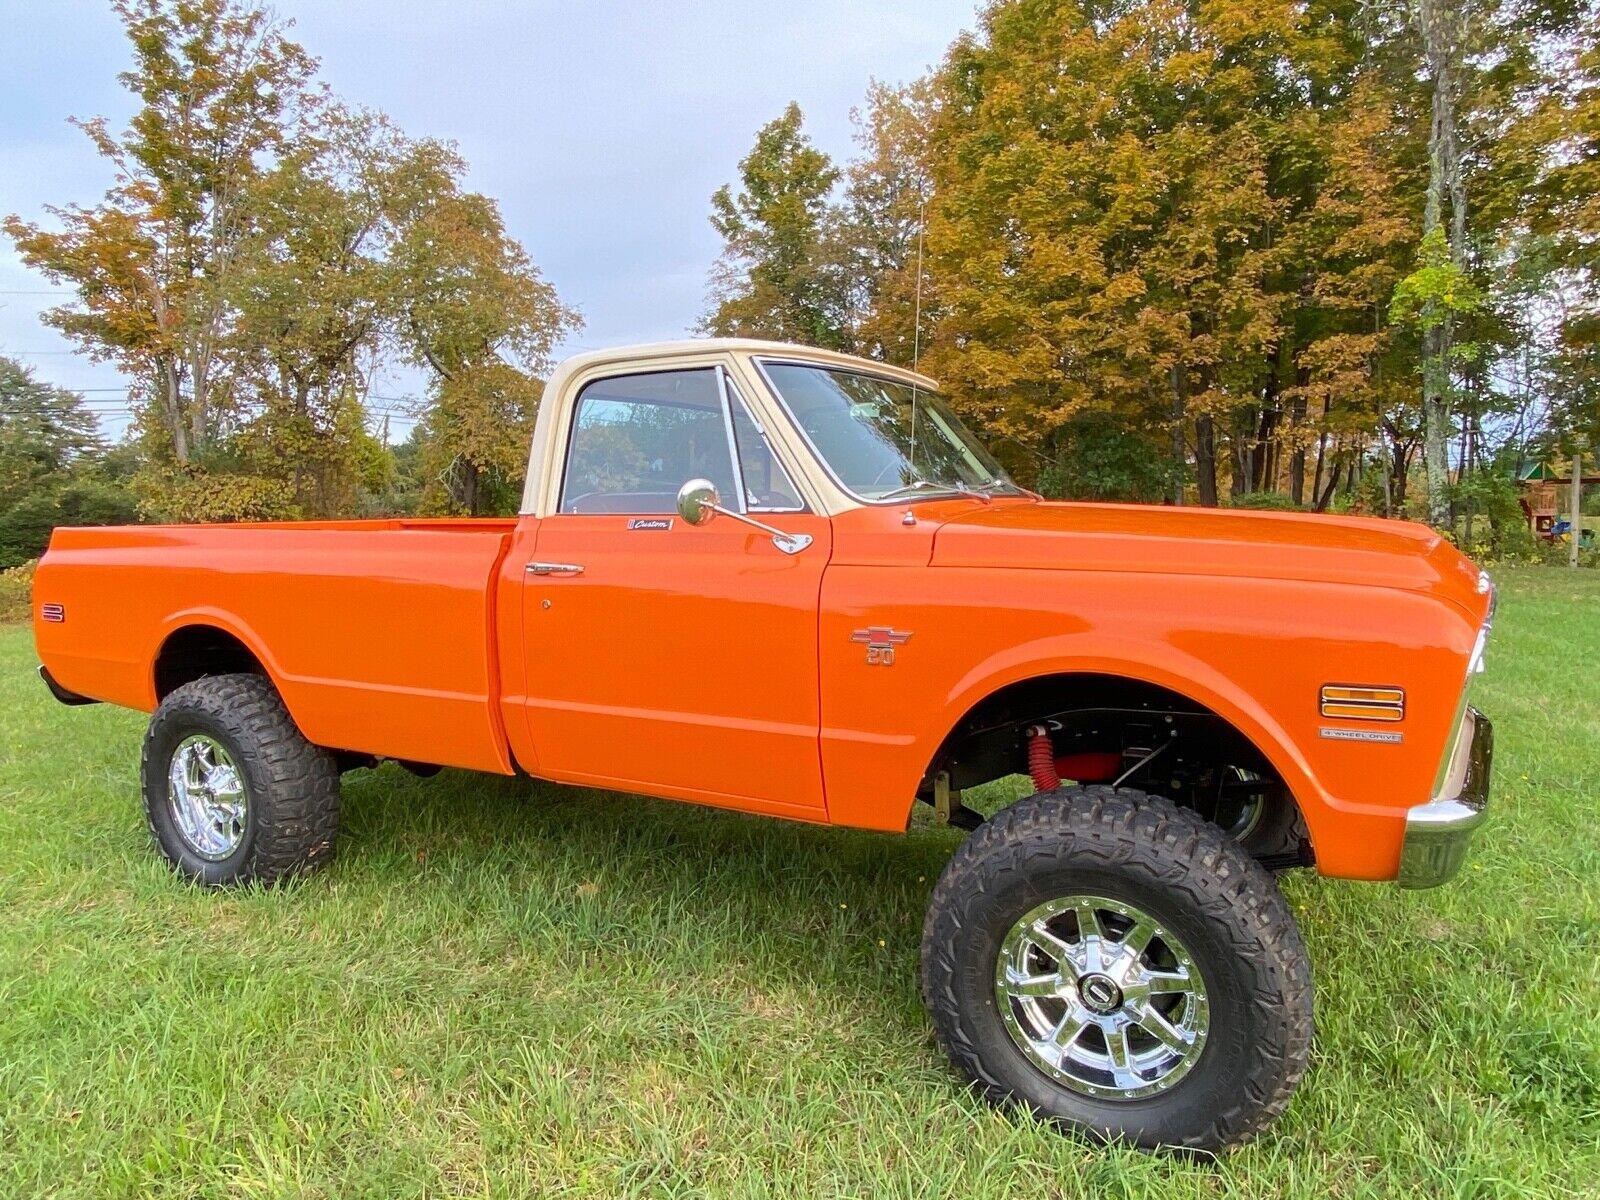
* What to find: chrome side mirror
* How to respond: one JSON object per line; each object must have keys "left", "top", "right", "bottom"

{"left": 676, "top": 478, "right": 721, "bottom": 526}
{"left": 674, "top": 478, "right": 812, "bottom": 555}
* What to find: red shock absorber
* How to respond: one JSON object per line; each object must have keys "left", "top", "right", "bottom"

{"left": 1026, "top": 725, "right": 1062, "bottom": 793}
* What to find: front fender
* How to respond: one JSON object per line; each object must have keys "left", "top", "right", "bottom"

{"left": 818, "top": 566, "right": 1467, "bottom": 881}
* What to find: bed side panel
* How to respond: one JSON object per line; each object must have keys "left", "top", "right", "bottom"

{"left": 33, "top": 523, "right": 515, "bottom": 774}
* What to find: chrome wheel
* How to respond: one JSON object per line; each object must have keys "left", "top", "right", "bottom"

{"left": 994, "top": 894, "right": 1210, "bottom": 1100}
{"left": 167, "top": 735, "right": 248, "bottom": 861}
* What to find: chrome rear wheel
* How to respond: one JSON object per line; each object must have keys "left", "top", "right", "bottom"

{"left": 143, "top": 674, "right": 341, "bottom": 886}
{"left": 168, "top": 734, "right": 249, "bottom": 861}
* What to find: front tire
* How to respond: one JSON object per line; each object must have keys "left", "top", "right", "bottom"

{"left": 141, "top": 674, "right": 341, "bottom": 887}
{"left": 920, "top": 786, "right": 1312, "bottom": 1151}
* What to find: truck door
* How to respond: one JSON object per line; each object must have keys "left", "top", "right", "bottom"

{"left": 519, "top": 364, "right": 831, "bottom": 819}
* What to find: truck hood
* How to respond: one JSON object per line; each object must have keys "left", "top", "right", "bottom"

{"left": 930, "top": 500, "right": 1487, "bottom": 617}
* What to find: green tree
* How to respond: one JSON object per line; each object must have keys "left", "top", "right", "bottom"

{"left": 702, "top": 103, "right": 846, "bottom": 348}
{"left": 0, "top": 358, "right": 103, "bottom": 510}
{"left": 827, "top": 80, "right": 938, "bottom": 366}
{"left": 222, "top": 109, "right": 407, "bottom": 517}
{"left": 1526, "top": 14, "right": 1600, "bottom": 453}
{"left": 0, "top": 357, "right": 138, "bottom": 567}
{"left": 389, "top": 160, "right": 581, "bottom": 515}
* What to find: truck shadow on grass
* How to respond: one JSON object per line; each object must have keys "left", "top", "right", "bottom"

{"left": 330, "top": 763, "right": 964, "bottom": 1021}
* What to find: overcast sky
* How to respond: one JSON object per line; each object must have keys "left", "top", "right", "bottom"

{"left": 0, "top": 0, "right": 980, "bottom": 439}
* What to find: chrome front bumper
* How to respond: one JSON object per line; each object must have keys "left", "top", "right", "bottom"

{"left": 1398, "top": 705, "right": 1494, "bottom": 888}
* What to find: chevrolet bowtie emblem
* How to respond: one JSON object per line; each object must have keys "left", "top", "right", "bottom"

{"left": 851, "top": 626, "right": 912, "bottom": 666}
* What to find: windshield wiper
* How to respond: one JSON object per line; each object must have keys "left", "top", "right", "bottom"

{"left": 976, "top": 478, "right": 1041, "bottom": 500}
{"left": 877, "top": 478, "right": 992, "bottom": 504}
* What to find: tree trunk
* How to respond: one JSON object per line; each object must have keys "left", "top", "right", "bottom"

{"left": 1195, "top": 415, "right": 1218, "bottom": 507}
{"left": 1312, "top": 421, "right": 1329, "bottom": 505}
{"left": 1315, "top": 441, "right": 1341, "bottom": 511}
{"left": 1287, "top": 363, "right": 1309, "bottom": 505}
{"left": 1169, "top": 365, "right": 1187, "bottom": 505}
{"left": 159, "top": 356, "right": 189, "bottom": 466}
{"left": 1417, "top": 0, "right": 1465, "bottom": 531}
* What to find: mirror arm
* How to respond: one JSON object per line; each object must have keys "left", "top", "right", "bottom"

{"left": 708, "top": 504, "right": 813, "bottom": 555}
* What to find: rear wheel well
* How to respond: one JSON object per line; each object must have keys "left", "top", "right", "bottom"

{"left": 926, "top": 672, "right": 1308, "bottom": 859}
{"left": 154, "top": 626, "right": 267, "bottom": 701}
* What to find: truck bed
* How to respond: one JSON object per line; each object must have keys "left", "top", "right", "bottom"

{"left": 34, "top": 519, "right": 519, "bottom": 774}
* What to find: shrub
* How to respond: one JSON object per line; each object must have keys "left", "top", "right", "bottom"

{"left": 1455, "top": 465, "right": 1544, "bottom": 564}
{"left": 0, "top": 560, "right": 35, "bottom": 623}
{"left": 133, "top": 468, "right": 296, "bottom": 523}
{"left": 1036, "top": 413, "right": 1176, "bottom": 503}
{"left": 1228, "top": 491, "right": 1304, "bottom": 511}
{"left": 0, "top": 479, "right": 141, "bottom": 569}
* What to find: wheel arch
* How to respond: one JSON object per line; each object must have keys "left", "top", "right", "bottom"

{"left": 921, "top": 655, "right": 1325, "bottom": 859}
{"left": 151, "top": 612, "right": 285, "bottom": 705}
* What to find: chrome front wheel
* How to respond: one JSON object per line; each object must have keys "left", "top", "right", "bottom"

{"left": 995, "top": 894, "right": 1209, "bottom": 1100}
{"left": 921, "top": 786, "right": 1313, "bottom": 1150}
{"left": 167, "top": 734, "right": 249, "bottom": 861}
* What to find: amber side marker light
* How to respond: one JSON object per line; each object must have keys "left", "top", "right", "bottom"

{"left": 1320, "top": 685, "right": 1405, "bottom": 722}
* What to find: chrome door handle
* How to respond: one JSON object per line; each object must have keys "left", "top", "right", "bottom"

{"left": 526, "top": 561, "right": 584, "bottom": 576}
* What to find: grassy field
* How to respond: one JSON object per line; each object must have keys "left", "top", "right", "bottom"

{"left": 1, "top": 568, "right": 1597, "bottom": 1198}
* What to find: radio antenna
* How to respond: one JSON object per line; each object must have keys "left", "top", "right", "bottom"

{"left": 908, "top": 193, "right": 927, "bottom": 471}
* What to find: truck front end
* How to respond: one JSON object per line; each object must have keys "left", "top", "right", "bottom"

{"left": 1398, "top": 574, "right": 1496, "bottom": 888}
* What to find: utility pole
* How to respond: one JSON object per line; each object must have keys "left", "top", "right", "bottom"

{"left": 1572, "top": 442, "right": 1584, "bottom": 570}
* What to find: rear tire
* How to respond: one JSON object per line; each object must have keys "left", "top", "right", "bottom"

{"left": 920, "top": 786, "right": 1312, "bottom": 1151}
{"left": 141, "top": 674, "right": 341, "bottom": 887}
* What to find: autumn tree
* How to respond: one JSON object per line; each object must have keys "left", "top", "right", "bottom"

{"left": 701, "top": 103, "right": 846, "bottom": 347}
{"left": 924, "top": 0, "right": 1333, "bottom": 504}
{"left": 8, "top": 0, "right": 578, "bottom": 522}
{"left": 826, "top": 80, "right": 938, "bottom": 366}
{"left": 5, "top": 0, "right": 316, "bottom": 471}
{"left": 1285, "top": 20, "right": 1425, "bottom": 514}
{"left": 389, "top": 153, "right": 581, "bottom": 514}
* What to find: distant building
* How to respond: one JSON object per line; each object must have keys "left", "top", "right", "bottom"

{"left": 1518, "top": 460, "right": 1599, "bottom": 536}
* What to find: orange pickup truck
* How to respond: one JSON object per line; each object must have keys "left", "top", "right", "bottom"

{"left": 33, "top": 339, "right": 1495, "bottom": 1150}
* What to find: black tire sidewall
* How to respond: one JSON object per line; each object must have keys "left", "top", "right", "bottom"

{"left": 142, "top": 695, "right": 263, "bottom": 886}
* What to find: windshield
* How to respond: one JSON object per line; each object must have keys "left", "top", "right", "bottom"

{"left": 760, "top": 362, "right": 1022, "bottom": 502}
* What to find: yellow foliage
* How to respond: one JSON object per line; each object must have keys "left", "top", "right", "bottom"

{"left": 0, "top": 561, "right": 36, "bottom": 624}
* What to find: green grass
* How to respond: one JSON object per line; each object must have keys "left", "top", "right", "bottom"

{"left": 1, "top": 567, "right": 1597, "bottom": 1198}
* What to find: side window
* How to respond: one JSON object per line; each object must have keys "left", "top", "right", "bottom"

{"left": 728, "top": 383, "right": 804, "bottom": 511}
{"left": 560, "top": 369, "right": 737, "bottom": 514}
